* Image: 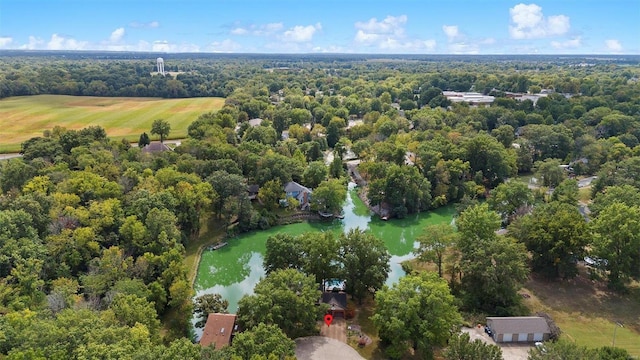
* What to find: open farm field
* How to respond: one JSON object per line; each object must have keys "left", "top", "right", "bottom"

{"left": 524, "top": 270, "right": 640, "bottom": 357}
{"left": 0, "top": 95, "right": 224, "bottom": 153}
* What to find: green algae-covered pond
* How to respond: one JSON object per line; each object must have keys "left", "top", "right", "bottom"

{"left": 194, "top": 183, "right": 455, "bottom": 314}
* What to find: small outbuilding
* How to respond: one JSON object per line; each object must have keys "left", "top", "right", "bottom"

{"left": 486, "top": 316, "right": 550, "bottom": 343}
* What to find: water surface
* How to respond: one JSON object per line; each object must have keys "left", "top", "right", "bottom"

{"left": 194, "top": 185, "right": 455, "bottom": 314}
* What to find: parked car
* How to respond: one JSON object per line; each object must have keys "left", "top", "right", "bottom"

{"left": 484, "top": 325, "right": 493, "bottom": 336}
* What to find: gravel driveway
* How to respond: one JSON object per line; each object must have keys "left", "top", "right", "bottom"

{"left": 295, "top": 336, "right": 364, "bottom": 360}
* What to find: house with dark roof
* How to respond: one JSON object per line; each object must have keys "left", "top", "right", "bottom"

{"left": 486, "top": 316, "right": 550, "bottom": 343}
{"left": 199, "top": 313, "right": 238, "bottom": 349}
{"left": 247, "top": 184, "right": 260, "bottom": 200}
{"left": 142, "top": 141, "right": 172, "bottom": 154}
{"left": 321, "top": 292, "right": 347, "bottom": 318}
{"left": 284, "top": 181, "right": 312, "bottom": 210}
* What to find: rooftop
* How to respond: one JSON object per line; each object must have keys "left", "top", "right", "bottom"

{"left": 487, "top": 316, "right": 550, "bottom": 334}
{"left": 200, "top": 313, "right": 237, "bottom": 349}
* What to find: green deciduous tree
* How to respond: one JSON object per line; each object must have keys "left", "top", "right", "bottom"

{"left": 231, "top": 323, "right": 296, "bottom": 360}
{"left": 257, "top": 179, "right": 282, "bottom": 211}
{"left": 415, "top": 223, "right": 458, "bottom": 278}
{"left": 444, "top": 332, "right": 502, "bottom": 360}
{"left": 372, "top": 272, "right": 462, "bottom": 359}
{"left": 510, "top": 202, "right": 588, "bottom": 279}
{"left": 339, "top": 228, "right": 390, "bottom": 304}
{"left": 487, "top": 181, "right": 534, "bottom": 224}
{"left": 310, "top": 178, "right": 347, "bottom": 214}
{"left": 302, "top": 161, "right": 327, "bottom": 189}
{"left": 591, "top": 203, "right": 640, "bottom": 290}
{"left": 193, "top": 293, "right": 229, "bottom": 328}
{"left": 236, "top": 268, "right": 323, "bottom": 338}
{"left": 151, "top": 119, "right": 171, "bottom": 143}
{"left": 534, "top": 158, "right": 566, "bottom": 188}
{"left": 456, "top": 204, "right": 529, "bottom": 314}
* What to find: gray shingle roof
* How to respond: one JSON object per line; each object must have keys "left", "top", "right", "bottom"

{"left": 487, "top": 316, "right": 550, "bottom": 334}
{"left": 284, "top": 181, "right": 312, "bottom": 194}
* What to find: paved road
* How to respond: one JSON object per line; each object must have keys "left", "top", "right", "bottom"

{"left": 295, "top": 337, "right": 364, "bottom": 360}
{"left": 578, "top": 176, "right": 597, "bottom": 188}
{"left": 461, "top": 327, "right": 531, "bottom": 360}
{"left": 0, "top": 153, "right": 22, "bottom": 160}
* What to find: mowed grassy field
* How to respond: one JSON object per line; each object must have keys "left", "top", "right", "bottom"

{"left": 0, "top": 95, "right": 225, "bottom": 153}
{"left": 524, "top": 270, "right": 640, "bottom": 357}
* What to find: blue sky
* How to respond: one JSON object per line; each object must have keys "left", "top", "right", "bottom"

{"left": 1, "top": 0, "right": 638, "bottom": 54}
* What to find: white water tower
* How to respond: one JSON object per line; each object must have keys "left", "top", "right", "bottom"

{"left": 156, "top": 57, "right": 165, "bottom": 76}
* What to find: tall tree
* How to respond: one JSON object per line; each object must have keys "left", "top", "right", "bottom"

{"left": 236, "top": 268, "right": 324, "bottom": 338}
{"left": 487, "top": 181, "right": 534, "bottom": 225}
{"left": 591, "top": 203, "right": 640, "bottom": 290}
{"left": 415, "top": 223, "right": 458, "bottom": 278}
{"left": 310, "top": 178, "right": 347, "bottom": 214}
{"left": 456, "top": 204, "right": 529, "bottom": 314}
{"left": 193, "top": 293, "right": 229, "bottom": 328}
{"left": 339, "top": 228, "right": 390, "bottom": 304}
{"left": 372, "top": 272, "right": 462, "bottom": 359}
{"left": 138, "top": 132, "right": 151, "bottom": 148}
{"left": 263, "top": 233, "right": 303, "bottom": 274}
{"left": 510, "top": 202, "right": 588, "bottom": 279}
{"left": 151, "top": 119, "right": 171, "bottom": 143}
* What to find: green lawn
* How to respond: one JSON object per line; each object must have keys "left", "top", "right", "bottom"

{"left": 524, "top": 272, "right": 640, "bottom": 357}
{"left": 0, "top": 95, "right": 225, "bottom": 153}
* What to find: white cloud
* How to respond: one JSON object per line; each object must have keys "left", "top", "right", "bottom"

{"left": 312, "top": 45, "right": 347, "bottom": 53}
{"left": 354, "top": 15, "right": 407, "bottom": 44}
{"left": 152, "top": 40, "right": 199, "bottom": 52}
{"left": 352, "top": 15, "right": 435, "bottom": 53}
{"left": 47, "top": 34, "right": 88, "bottom": 50}
{"left": 448, "top": 42, "right": 479, "bottom": 54}
{"left": 209, "top": 39, "right": 241, "bottom": 52}
{"left": 231, "top": 22, "right": 283, "bottom": 36}
{"left": 605, "top": 39, "right": 623, "bottom": 52}
{"left": 355, "top": 15, "right": 406, "bottom": 35}
{"left": 442, "top": 25, "right": 460, "bottom": 41}
{"left": 480, "top": 38, "right": 496, "bottom": 45}
{"left": 551, "top": 36, "right": 581, "bottom": 50}
{"left": 129, "top": 21, "right": 160, "bottom": 29}
{"left": 509, "top": 3, "right": 570, "bottom": 39}
{"left": 283, "top": 23, "right": 321, "bottom": 42}
{"left": 109, "top": 27, "right": 125, "bottom": 43}
{"left": 0, "top": 37, "right": 13, "bottom": 48}
{"left": 380, "top": 39, "right": 437, "bottom": 52}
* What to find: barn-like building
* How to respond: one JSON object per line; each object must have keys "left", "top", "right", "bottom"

{"left": 486, "top": 316, "right": 551, "bottom": 343}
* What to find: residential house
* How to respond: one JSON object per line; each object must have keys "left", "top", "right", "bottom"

{"left": 142, "top": 142, "right": 172, "bottom": 154}
{"left": 247, "top": 184, "right": 259, "bottom": 200}
{"left": 486, "top": 316, "right": 551, "bottom": 343}
{"left": 200, "top": 313, "right": 238, "bottom": 349}
{"left": 321, "top": 292, "right": 347, "bottom": 318}
{"left": 284, "top": 181, "right": 312, "bottom": 210}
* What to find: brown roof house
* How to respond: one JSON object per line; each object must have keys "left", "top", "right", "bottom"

{"left": 200, "top": 313, "right": 238, "bottom": 349}
{"left": 486, "top": 316, "right": 551, "bottom": 343}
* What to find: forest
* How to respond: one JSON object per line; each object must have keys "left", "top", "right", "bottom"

{"left": 0, "top": 52, "right": 639, "bottom": 359}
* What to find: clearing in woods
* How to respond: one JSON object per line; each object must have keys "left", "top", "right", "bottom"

{"left": 0, "top": 95, "right": 225, "bottom": 153}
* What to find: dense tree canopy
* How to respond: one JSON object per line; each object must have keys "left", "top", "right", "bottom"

{"left": 372, "top": 272, "right": 462, "bottom": 359}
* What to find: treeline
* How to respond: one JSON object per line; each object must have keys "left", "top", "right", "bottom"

{"left": 0, "top": 55, "right": 639, "bottom": 358}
